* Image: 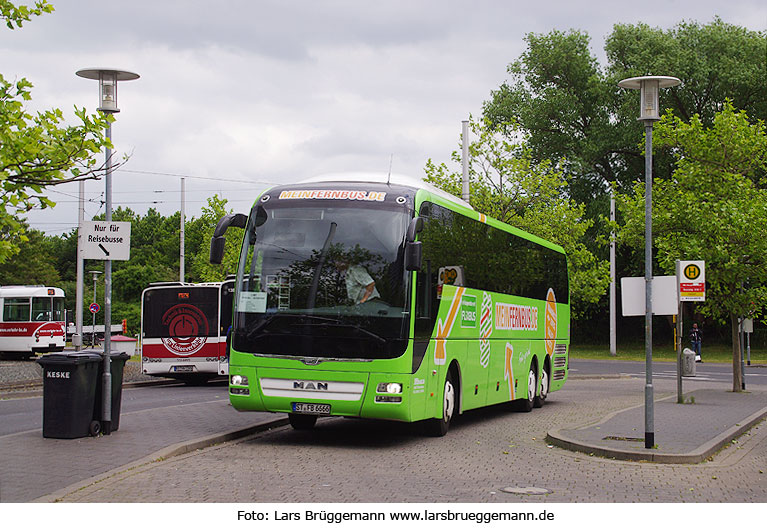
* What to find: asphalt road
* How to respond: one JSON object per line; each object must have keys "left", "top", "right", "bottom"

{"left": 0, "top": 381, "right": 229, "bottom": 437}
{"left": 570, "top": 358, "right": 767, "bottom": 386}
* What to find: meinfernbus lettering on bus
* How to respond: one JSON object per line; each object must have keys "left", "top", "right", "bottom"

{"left": 209, "top": 173, "right": 570, "bottom": 435}
{"left": 140, "top": 280, "right": 234, "bottom": 384}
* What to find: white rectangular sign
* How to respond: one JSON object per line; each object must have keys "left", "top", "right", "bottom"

{"left": 678, "top": 260, "right": 705, "bottom": 302}
{"left": 81, "top": 221, "right": 131, "bottom": 261}
{"left": 621, "top": 276, "right": 679, "bottom": 316}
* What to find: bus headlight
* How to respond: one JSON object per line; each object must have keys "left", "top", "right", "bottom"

{"left": 376, "top": 382, "right": 402, "bottom": 394}
{"left": 230, "top": 374, "right": 248, "bottom": 386}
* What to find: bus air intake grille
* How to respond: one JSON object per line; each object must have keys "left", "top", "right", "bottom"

{"left": 260, "top": 378, "right": 364, "bottom": 401}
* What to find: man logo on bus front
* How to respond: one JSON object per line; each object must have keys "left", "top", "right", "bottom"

{"left": 161, "top": 304, "right": 209, "bottom": 356}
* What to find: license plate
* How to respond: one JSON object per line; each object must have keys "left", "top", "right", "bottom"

{"left": 292, "top": 402, "right": 331, "bottom": 414}
{"left": 172, "top": 365, "right": 194, "bottom": 372}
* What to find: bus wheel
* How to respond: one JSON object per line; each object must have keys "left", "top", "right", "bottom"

{"left": 426, "top": 373, "right": 456, "bottom": 437}
{"left": 288, "top": 414, "right": 317, "bottom": 430}
{"left": 534, "top": 362, "right": 549, "bottom": 408}
{"left": 513, "top": 365, "right": 536, "bottom": 413}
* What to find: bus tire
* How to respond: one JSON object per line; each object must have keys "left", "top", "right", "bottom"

{"left": 288, "top": 414, "right": 317, "bottom": 430}
{"left": 534, "top": 361, "right": 549, "bottom": 408}
{"left": 426, "top": 372, "right": 456, "bottom": 437}
{"left": 513, "top": 364, "right": 536, "bottom": 413}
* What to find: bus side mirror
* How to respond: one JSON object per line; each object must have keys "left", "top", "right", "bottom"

{"left": 405, "top": 216, "right": 424, "bottom": 271}
{"left": 210, "top": 236, "right": 226, "bottom": 264}
{"left": 406, "top": 216, "right": 424, "bottom": 242}
{"left": 209, "top": 213, "right": 247, "bottom": 264}
{"left": 405, "top": 241, "right": 422, "bottom": 271}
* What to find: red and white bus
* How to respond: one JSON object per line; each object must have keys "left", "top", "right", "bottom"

{"left": 140, "top": 280, "right": 234, "bottom": 383}
{"left": 0, "top": 286, "right": 66, "bottom": 359}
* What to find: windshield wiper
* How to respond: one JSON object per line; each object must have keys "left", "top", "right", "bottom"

{"left": 299, "top": 322, "right": 386, "bottom": 344}
{"left": 246, "top": 313, "right": 342, "bottom": 339}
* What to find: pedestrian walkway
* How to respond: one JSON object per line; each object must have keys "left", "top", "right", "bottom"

{"left": 548, "top": 387, "right": 767, "bottom": 463}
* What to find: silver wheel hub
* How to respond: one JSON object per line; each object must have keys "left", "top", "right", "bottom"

{"left": 528, "top": 369, "right": 536, "bottom": 400}
{"left": 443, "top": 380, "right": 455, "bottom": 422}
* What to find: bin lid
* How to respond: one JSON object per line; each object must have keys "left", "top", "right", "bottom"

{"left": 36, "top": 351, "right": 102, "bottom": 366}
{"left": 109, "top": 335, "right": 137, "bottom": 342}
{"left": 77, "top": 348, "right": 131, "bottom": 360}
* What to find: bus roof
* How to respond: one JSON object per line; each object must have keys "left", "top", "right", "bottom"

{"left": 299, "top": 172, "right": 474, "bottom": 211}
{"left": 0, "top": 286, "right": 65, "bottom": 298}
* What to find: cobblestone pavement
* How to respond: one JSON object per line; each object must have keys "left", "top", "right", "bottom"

{"left": 56, "top": 377, "right": 767, "bottom": 503}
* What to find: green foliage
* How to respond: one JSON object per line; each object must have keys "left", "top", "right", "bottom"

{"left": 606, "top": 18, "right": 767, "bottom": 124}
{"left": 424, "top": 117, "right": 609, "bottom": 316}
{"left": 0, "top": 0, "right": 53, "bottom": 29}
{"left": 0, "top": 222, "right": 60, "bottom": 285}
{"left": 484, "top": 20, "right": 767, "bottom": 199}
{"left": 481, "top": 18, "right": 767, "bottom": 341}
{"left": 1, "top": 1, "right": 116, "bottom": 264}
{"left": 618, "top": 103, "right": 767, "bottom": 390}
{"left": 187, "top": 195, "right": 245, "bottom": 281}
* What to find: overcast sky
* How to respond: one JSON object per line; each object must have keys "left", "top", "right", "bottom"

{"left": 3, "top": 0, "right": 766, "bottom": 235}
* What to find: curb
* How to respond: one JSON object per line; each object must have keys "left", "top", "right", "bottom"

{"left": 33, "top": 417, "right": 290, "bottom": 502}
{"left": 0, "top": 376, "right": 186, "bottom": 398}
{"left": 546, "top": 403, "right": 767, "bottom": 464}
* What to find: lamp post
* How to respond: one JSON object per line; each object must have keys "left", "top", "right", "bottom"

{"left": 618, "top": 75, "right": 680, "bottom": 449}
{"left": 89, "top": 270, "right": 101, "bottom": 347}
{"left": 76, "top": 68, "right": 139, "bottom": 435}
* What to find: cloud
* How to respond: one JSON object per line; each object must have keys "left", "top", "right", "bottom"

{"left": 3, "top": 0, "right": 766, "bottom": 234}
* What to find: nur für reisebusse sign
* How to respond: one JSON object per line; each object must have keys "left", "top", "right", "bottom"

{"left": 81, "top": 221, "right": 131, "bottom": 261}
{"left": 678, "top": 260, "right": 705, "bottom": 302}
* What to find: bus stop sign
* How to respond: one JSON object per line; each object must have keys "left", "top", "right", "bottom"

{"left": 679, "top": 260, "right": 705, "bottom": 302}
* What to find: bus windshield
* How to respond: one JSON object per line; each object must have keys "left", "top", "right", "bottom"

{"left": 233, "top": 202, "right": 411, "bottom": 359}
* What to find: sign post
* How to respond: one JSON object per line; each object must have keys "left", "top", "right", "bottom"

{"left": 676, "top": 260, "right": 705, "bottom": 403}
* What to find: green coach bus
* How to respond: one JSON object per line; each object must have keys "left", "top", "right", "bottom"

{"left": 210, "top": 173, "right": 569, "bottom": 436}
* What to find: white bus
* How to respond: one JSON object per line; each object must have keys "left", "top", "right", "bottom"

{"left": 140, "top": 280, "right": 234, "bottom": 383}
{"left": 0, "top": 286, "right": 66, "bottom": 359}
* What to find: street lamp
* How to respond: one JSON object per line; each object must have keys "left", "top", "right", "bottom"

{"left": 89, "top": 270, "right": 101, "bottom": 348}
{"left": 76, "top": 68, "right": 139, "bottom": 435}
{"left": 618, "top": 75, "right": 680, "bottom": 449}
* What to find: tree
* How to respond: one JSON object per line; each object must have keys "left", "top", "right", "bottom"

{"left": 483, "top": 20, "right": 767, "bottom": 198}
{"left": 187, "top": 195, "right": 244, "bottom": 282}
{"left": 606, "top": 18, "right": 767, "bottom": 124}
{"left": 1, "top": 1, "right": 115, "bottom": 263}
{"left": 618, "top": 103, "right": 767, "bottom": 391}
{"left": 424, "top": 117, "right": 609, "bottom": 318}
{"left": 482, "top": 19, "right": 767, "bottom": 342}
{"left": 0, "top": 222, "right": 60, "bottom": 285}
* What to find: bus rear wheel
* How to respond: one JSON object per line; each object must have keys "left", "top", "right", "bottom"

{"left": 426, "top": 373, "right": 456, "bottom": 437}
{"left": 288, "top": 414, "right": 317, "bottom": 430}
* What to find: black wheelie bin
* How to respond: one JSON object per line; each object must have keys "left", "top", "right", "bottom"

{"left": 37, "top": 351, "right": 102, "bottom": 438}
{"left": 92, "top": 350, "right": 130, "bottom": 432}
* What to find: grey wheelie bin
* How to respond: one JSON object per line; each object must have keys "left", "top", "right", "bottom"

{"left": 36, "top": 351, "right": 102, "bottom": 438}
{"left": 93, "top": 350, "right": 130, "bottom": 432}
